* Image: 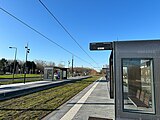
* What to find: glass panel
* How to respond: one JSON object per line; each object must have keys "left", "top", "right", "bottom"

{"left": 47, "top": 69, "right": 53, "bottom": 79}
{"left": 63, "top": 71, "right": 67, "bottom": 78}
{"left": 122, "top": 58, "right": 155, "bottom": 114}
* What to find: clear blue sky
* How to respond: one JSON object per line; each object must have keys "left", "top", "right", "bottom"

{"left": 0, "top": 0, "right": 160, "bottom": 71}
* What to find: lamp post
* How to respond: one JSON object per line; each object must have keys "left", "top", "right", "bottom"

{"left": 24, "top": 43, "right": 30, "bottom": 84}
{"left": 9, "top": 46, "right": 17, "bottom": 82}
{"left": 72, "top": 55, "right": 74, "bottom": 77}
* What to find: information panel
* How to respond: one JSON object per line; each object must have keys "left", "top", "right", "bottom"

{"left": 89, "top": 42, "right": 112, "bottom": 50}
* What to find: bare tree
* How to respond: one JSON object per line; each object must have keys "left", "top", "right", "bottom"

{"left": 58, "top": 63, "right": 64, "bottom": 68}
{"left": 46, "top": 61, "right": 55, "bottom": 66}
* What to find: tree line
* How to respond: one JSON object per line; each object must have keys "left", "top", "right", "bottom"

{"left": 0, "top": 58, "right": 55, "bottom": 75}
{"left": 70, "top": 67, "right": 98, "bottom": 76}
{"left": 0, "top": 58, "right": 98, "bottom": 75}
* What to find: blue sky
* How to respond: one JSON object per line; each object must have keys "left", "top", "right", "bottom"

{"left": 0, "top": 0, "right": 160, "bottom": 71}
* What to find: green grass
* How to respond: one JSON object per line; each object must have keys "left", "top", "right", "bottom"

{"left": 0, "top": 74, "right": 43, "bottom": 85}
{"left": 0, "top": 76, "right": 100, "bottom": 120}
{"left": 0, "top": 74, "right": 41, "bottom": 79}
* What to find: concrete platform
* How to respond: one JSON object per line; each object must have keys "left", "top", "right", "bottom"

{"left": 0, "top": 76, "right": 90, "bottom": 101}
{"left": 43, "top": 77, "right": 115, "bottom": 120}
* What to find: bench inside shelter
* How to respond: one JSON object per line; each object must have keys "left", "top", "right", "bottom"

{"left": 128, "top": 89, "right": 150, "bottom": 108}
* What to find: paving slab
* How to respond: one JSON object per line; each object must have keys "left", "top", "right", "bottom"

{"left": 43, "top": 77, "right": 115, "bottom": 120}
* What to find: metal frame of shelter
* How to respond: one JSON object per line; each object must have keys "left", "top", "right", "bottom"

{"left": 90, "top": 40, "right": 160, "bottom": 119}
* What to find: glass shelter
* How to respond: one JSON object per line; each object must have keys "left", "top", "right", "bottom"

{"left": 90, "top": 40, "right": 160, "bottom": 119}
{"left": 113, "top": 40, "right": 160, "bottom": 119}
{"left": 44, "top": 66, "right": 68, "bottom": 81}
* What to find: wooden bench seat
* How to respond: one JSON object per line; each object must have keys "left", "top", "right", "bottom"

{"left": 128, "top": 96, "right": 148, "bottom": 107}
{"left": 128, "top": 90, "right": 149, "bottom": 108}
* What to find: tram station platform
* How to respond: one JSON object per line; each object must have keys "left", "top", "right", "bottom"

{"left": 43, "top": 77, "right": 115, "bottom": 120}
{"left": 0, "top": 76, "right": 90, "bottom": 101}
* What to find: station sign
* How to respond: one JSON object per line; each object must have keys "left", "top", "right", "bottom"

{"left": 90, "top": 42, "right": 112, "bottom": 50}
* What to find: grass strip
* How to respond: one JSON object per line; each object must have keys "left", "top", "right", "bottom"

{"left": 0, "top": 76, "right": 100, "bottom": 120}
{"left": 0, "top": 74, "right": 41, "bottom": 79}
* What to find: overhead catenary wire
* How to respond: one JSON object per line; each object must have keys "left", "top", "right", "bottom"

{"left": 0, "top": 7, "right": 95, "bottom": 68}
{"left": 38, "top": 0, "right": 99, "bottom": 67}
